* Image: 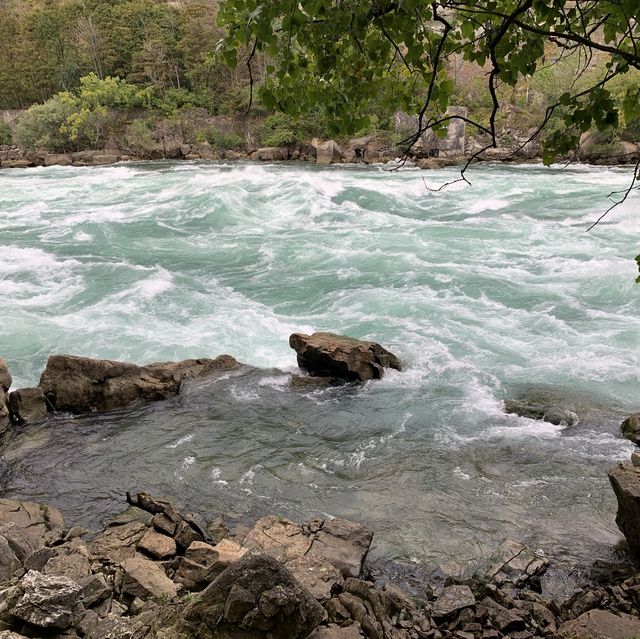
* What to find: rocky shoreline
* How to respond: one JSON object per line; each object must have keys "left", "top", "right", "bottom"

{"left": 2, "top": 335, "right": 640, "bottom": 638}
{"left": 1, "top": 132, "right": 639, "bottom": 171}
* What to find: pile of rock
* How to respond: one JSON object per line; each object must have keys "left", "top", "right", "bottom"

{"left": 3, "top": 489, "right": 640, "bottom": 639}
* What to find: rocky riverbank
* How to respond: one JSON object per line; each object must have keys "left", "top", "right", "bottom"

{"left": 1, "top": 484, "right": 640, "bottom": 639}
{"left": 2, "top": 130, "right": 639, "bottom": 171}
{"left": 3, "top": 337, "right": 640, "bottom": 638}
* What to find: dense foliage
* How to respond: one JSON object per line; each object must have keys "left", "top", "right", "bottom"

{"left": 218, "top": 0, "right": 640, "bottom": 162}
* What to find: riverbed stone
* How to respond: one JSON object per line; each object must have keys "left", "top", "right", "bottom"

{"left": 137, "top": 529, "right": 176, "bottom": 560}
{"left": 244, "top": 516, "right": 313, "bottom": 562}
{"left": 7, "top": 387, "right": 48, "bottom": 424}
{"left": 0, "top": 534, "right": 23, "bottom": 582}
{"left": 608, "top": 463, "right": 640, "bottom": 555}
{"left": 289, "top": 332, "right": 402, "bottom": 381}
{"left": 504, "top": 399, "right": 579, "bottom": 426}
{"left": 77, "top": 573, "right": 111, "bottom": 607}
{"left": 309, "top": 625, "right": 366, "bottom": 639}
{"left": 173, "top": 540, "right": 246, "bottom": 591}
{"left": 0, "top": 498, "right": 65, "bottom": 546}
{"left": 432, "top": 585, "right": 476, "bottom": 618}
{"left": 305, "top": 518, "right": 373, "bottom": 579}
{"left": 121, "top": 556, "right": 178, "bottom": 600}
{"left": 285, "top": 555, "right": 344, "bottom": 602}
{"left": 559, "top": 608, "right": 640, "bottom": 638}
{"left": 182, "top": 553, "right": 325, "bottom": 639}
{"left": 621, "top": 413, "right": 640, "bottom": 445}
{"left": 0, "top": 359, "right": 11, "bottom": 392}
{"left": 91, "top": 521, "right": 147, "bottom": 564}
{"left": 0, "top": 390, "right": 9, "bottom": 436}
{"left": 12, "top": 570, "right": 85, "bottom": 629}
{"left": 39, "top": 354, "right": 240, "bottom": 414}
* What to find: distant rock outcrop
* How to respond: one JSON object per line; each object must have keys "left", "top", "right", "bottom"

{"left": 289, "top": 332, "right": 402, "bottom": 381}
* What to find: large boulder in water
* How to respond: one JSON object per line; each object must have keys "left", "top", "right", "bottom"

{"left": 182, "top": 553, "right": 325, "bottom": 639}
{"left": 0, "top": 358, "right": 11, "bottom": 393}
{"left": 621, "top": 413, "right": 640, "bottom": 445}
{"left": 7, "top": 388, "right": 48, "bottom": 424}
{"left": 608, "top": 463, "right": 640, "bottom": 555}
{"left": 38, "top": 354, "right": 240, "bottom": 414}
{"left": 289, "top": 332, "right": 401, "bottom": 381}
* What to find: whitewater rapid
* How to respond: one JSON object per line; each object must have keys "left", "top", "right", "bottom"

{"left": 0, "top": 160, "right": 638, "bottom": 570}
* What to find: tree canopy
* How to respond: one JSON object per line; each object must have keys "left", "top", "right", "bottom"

{"left": 218, "top": 0, "right": 640, "bottom": 164}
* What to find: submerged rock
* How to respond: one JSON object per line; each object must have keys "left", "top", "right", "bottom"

{"left": 608, "top": 463, "right": 640, "bottom": 555}
{"left": 504, "top": 398, "right": 579, "bottom": 426}
{"left": 182, "top": 553, "right": 325, "bottom": 639}
{"left": 39, "top": 354, "right": 240, "bottom": 414}
{"left": 621, "top": 413, "right": 640, "bottom": 445}
{"left": 289, "top": 332, "right": 401, "bottom": 381}
{"left": 7, "top": 388, "right": 48, "bottom": 424}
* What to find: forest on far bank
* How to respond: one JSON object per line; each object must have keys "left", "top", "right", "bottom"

{"left": 0, "top": 0, "right": 638, "bottom": 159}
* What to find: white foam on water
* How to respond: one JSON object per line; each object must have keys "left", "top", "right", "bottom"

{"left": 166, "top": 434, "right": 194, "bottom": 449}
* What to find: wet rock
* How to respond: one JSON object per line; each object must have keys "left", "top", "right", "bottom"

{"left": 0, "top": 633, "right": 30, "bottom": 639}
{"left": 316, "top": 140, "right": 343, "bottom": 165}
{"left": 305, "top": 518, "right": 373, "bottom": 578}
{"left": 559, "top": 608, "right": 640, "bottom": 638}
{"left": 7, "top": 388, "right": 48, "bottom": 424}
{"left": 289, "top": 332, "right": 401, "bottom": 381}
{"left": 0, "top": 359, "right": 11, "bottom": 392}
{"left": 0, "top": 390, "right": 9, "bottom": 437}
{"left": 137, "top": 529, "right": 176, "bottom": 560}
{"left": 39, "top": 354, "right": 240, "bottom": 414}
{"left": 478, "top": 539, "right": 548, "bottom": 587}
{"left": 504, "top": 399, "right": 578, "bottom": 426}
{"left": 608, "top": 463, "right": 640, "bottom": 555}
{"left": 12, "top": 570, "right": 85, "bottom": 629}
{"left": 621, "top": 414, "right": 640, "bottom": 446}
{"left": 632, "top": 452, "right": 640, "bottom": 468}
{"left": 432, "top": 585, "right": 476, "bottom": 618}
{"left": 182, "top": 553, "right": 325, "bottom": 639}
{"left": 290, "top": 374, "right": 337, "bottom": 389}
{"left": 121, "top": 556, "right": 178, "bottom": 600}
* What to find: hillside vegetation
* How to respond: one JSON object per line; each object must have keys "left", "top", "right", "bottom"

{"left": 0, "top": 0, "right": 638, "bottom": 159}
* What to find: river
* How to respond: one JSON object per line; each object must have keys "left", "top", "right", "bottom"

{"left": 0, "top": 160, "right": 638, "bottom": 574}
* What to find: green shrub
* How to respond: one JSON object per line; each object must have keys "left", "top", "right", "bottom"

{"left": 0, "top": 122, "right": 11, "bottom": 145}
{"left": 621, "top": 118, "right": 640, "bottom": 142}
{"left": 124, "top": 119, "right": 158, "bottom": 155}
{"left": 14, "top": 96, "right": 75, "bottom": 151}
{"left": 200, "top": 127, "right": 244, "bottom": 150}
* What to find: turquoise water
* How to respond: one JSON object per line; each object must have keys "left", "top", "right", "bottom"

{"left": 0, "top": 160, "right": 638, "bottom": 570}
